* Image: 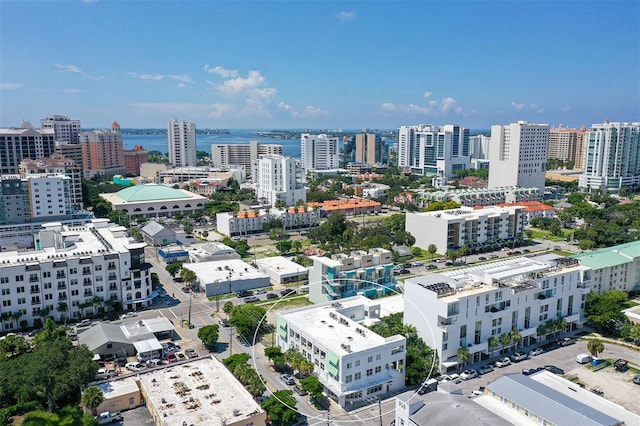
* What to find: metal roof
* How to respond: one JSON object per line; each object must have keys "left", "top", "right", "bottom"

{"left": 115, "top": 184, "right": 192, "bottom": 202}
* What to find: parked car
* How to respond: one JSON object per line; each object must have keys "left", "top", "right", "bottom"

{"left": 478, "top": 256, "right": 487, "bottom": 260}
{"left": 95, "top": 368, "right": 116, "bottom": 380}
{"left": 576, "top": 353, "right": 592, "bottom": 364}
{"left": 165, "top": 352, "right": 178, "bottom": 363}
{"left": 417, "top": 378, "right": 438, "bottom": 394}
{"left": 294, "top": 385, "right": 308, "bottom": 396}
{"left": 185, "top": 348, "right": 198, "bottom": 359}
{"left": 445, "top": 261, "right": 454, "bottom": 266}
{"left": 478, "top": 364, "right": 494, "bottom": 375}
{"left": 175, "top": 352, "right": 186, "bottom": 361}
{"left": 495, "top": 357, "right": 511, "bottom": 368}
{"left": 236, "top": 290, "right": 252, "bottom": 298}
{"left": 544, "top": 365, "right": 565, "bottom": 375}
{"left": 510, "top": 352, "right": 528, "bottom": 362}
{"left": 280, "top": 373, "right": 295, "bottom": 385}
{"left": 266, "top": 293, "right": 278, "bottom": 300}
{"left": 426, "top": 264, "right": 438, "bottom": 270}
{"left": 614, "top": 359, "right": 628, "bottom": 371}
{"left": 460, "top": 369, "right": 478, "bottom": 380}
{"left": 125, "top": 362, "right": 145, "bottom": 372}
{"left": 146, "top": 358, "right": 164, "bottom": 367}
{"left": 254, "top": 288, "right": 267, "bottom": 294}
{"left": 244, "top": 296, "right": 260, "bottom": 303}
{"left": 218, "top": 318, "right": 229, "bottom": 327}
{"left": 398, "top": 269, "right": 411, "bottom": 275}
{"left": 95, "top": 411, "right": 122, "bottom": 424}
{"left": 489, "top": 254, "right": 499, "bottom": 259}
{"left": 633, "top": 374, "right": 640, "bottom": 385}
{"left": 529, "top": 347, "right": 544, "bottom": 357}
{"left": 77, "top": 319, "right": 92, "bottom": 328}
{"left": 522, "top": 367, "right": 543, "bottom": 376}
{"left": 280, "top": 288, "right": 296, "bottom": 297}
{"left": 559, "top": 337, "right": 575, "bottom": 347}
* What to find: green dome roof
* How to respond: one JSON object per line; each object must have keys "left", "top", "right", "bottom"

{"left": 115, "top": 184, "right": 192, "bottom": 202}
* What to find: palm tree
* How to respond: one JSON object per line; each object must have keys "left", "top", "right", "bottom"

{"left": 457, "top": 346, "right": 470, "bottom": 372}
{"left": 81, "top": 386, "right": 104, "bottom": 416}
{"left": 510, "top": 330, "right": 522, "bottom": 350}
{"left": 587, "top": 338, "right": 604, "bottom": 358}
{"left": 554, "top": 317, "right": 568, "bottom": 339}
{"left": 57, "top": 302, "right": 68, "bottom": 323}
{"left": 427, "top": 244, "right": 437, "bottom": 261}
{"left": 181, "top": 268, "right": 197, "bottom": 292}
{"left": 499, "top": 333, "right": 512, "bottom": 355}
{"left": 91, "top": 296, "right": 104, "bottom": 316}
{"left": 11, "top": 311, "right": 23, "bottom": 330}
{"left": 488, "top": 336, "right": 499, "bottom": 358}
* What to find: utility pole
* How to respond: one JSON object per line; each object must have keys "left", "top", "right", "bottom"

{"left": 187, "top": 289, "right": 192, "bottom": 327}
{"left": 229, "top": 326, "right": 233, "bottom": 355}
{"left": 215, "top": 280, "right": 220, "bottom": 312}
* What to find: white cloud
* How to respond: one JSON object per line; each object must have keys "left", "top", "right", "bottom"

{"left": 278, "top": 101, "right": 292, "bottom": 111}
{"left": 0, "top": 83, "right": 23, "bottom": 90}
{"left": 530, "top": 103, "right": 545, "bottom": 113}
{"left": 128, "top": 72, "right": 194, "bottom": 84}
{"left": 209, "top": 103, "right": 234, "bottom": 118}
{"left": 380, "top": 97, "right": 463, "bottom": 116}
{"left": 511, "top": 101, "right": 525, "bottom": 110}
{"left": 423, "top": 91, "right": 433, "bottom": 98}
{"left": 204, "top": 65, "right": 239, "bottom": 78}
{"left": 54, "top": 64, "right": 81, "bottom": 73}
{"left": 128, "top": 72, "right": 164, "bottom": 81}
{"left": 177, "top": 83, "right": 186, "bottom": 88}
{"left": 293, "top": 105, "right": 329, "bottom": 118}
{"left": 440, "top": 97, "right": 461, "bottom": 113}
{"left": 217, "top": 70, "right": 266, "bottom": 95}
{"left": 337, "top": 11, "right": 356, "bottom": 21}
{"left": 168, "top": 74, "right": 194, "bottom": 84}
{"left": 88, "top": 75, "right": 105, "bottom": 81}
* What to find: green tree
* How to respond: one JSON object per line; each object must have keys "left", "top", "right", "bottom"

{"left": 81, "top": 386, "right": 104, "bottom": 415}
{"left": 229, "top": 304, "right": 268, "bottom": 340}
{"left": 499, "top": 333, "right": 512, "bottom": 355}
{"left": 165, "top": 262, "right": 183, "bottom": 278}
{"left": 197, "top": 324, "right": 220, "bottom": 349}
{"left": 222, "top": 353, "right": 250, "bottom": 371}
{"left": 427, "top": 244, "right": 437, "bottom": 261}
{"left": 300, "top": 376, "right": 324, "bottom": 400}
{"left": 291, "top": 240, "right": 302, "bottom": 253}
{"left": 510, "top": 329, "right": 522, "bottom": 350}
{"left": 180, "top": 268, "right": 197, "bottom": 292}
{"left": 488, "top": 336, "right": 499, "bottom": 358}
{"left": 0, "top": 333, "right": 30, "bottom": 357}
{"left": 261, "top": 390, "right": 298, "bottom": 425}
{"left": 587, "top": 338, "right": 605, "bottom": 357}
{"left": 457, "top": 347, "right": 470, "bottom": 372}
{"left": 223, "top": 301, "right": 234, "bottom": 316}
{"left": 275, "top": 240, "right": 293, "bottom": 254}
{"left": 264, "top": 346, "right": 283, "bottom": 362}
{"left": 584, "top": 290, "right": 627, "bottom": 336}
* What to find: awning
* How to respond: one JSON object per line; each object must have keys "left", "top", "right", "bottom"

{"left": 342, "top": 374, "right": 393, "bottom": 395}
{"left": 133, "top": 338, "right": 162, "bottom": 354}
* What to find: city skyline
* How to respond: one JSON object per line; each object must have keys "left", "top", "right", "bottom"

{"left": 1, "top": 1, "right": 638, "bottom": 129}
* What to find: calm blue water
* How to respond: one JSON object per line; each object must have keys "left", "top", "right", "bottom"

{"left": 123, "top": 130, "right": 304, "bottom": 158}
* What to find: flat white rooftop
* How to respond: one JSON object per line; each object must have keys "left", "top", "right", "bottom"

{"left": 96, "top": 376, "right": 141, "bottom": 400}
{"left": 185, "top": 259, "right": 267, "bottom": 284}
{"left": 256, "top": 256, "right": 308, "bottom": 276}
{"left": 280, "top": 296, "right": 404, "bottom": 356}
{"left": 138, "top": 357, "right": 263, "bottom": 426}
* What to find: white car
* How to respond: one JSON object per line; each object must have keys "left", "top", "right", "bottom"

{"left": 529, "top": 347, "right": 544, "bottom": 357}
{"left": 495, "top": 357, "right": 511, "bottom": 368}
{"left": 125, "top": 362, "right": 145, "bottom": 372}
{"left": 478, "top": 364, "right": 494, "bottom": 375}
{"left": 460, "top": 369, "right": 478, "bottom": 380}
{"left": 95, "top": 368, "right": 116, "bottom": 380}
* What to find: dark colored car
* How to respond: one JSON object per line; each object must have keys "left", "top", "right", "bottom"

{"left": 522, "top": 367, "right": 543, "bottom": 376}
{"left": 399, "top": 269, "right": 411, "bottom": 274}
{"left": 280, "top": 288, "right": 296, "bottom": 297}
{"left": 426, "top": 264, "right": 438, "bottom": 270}
{"left": 544, "top": 365, "right": 565, "bottom": 375}
{"left": 266, "top": 293, "right": 278, "bottom": 300}
{"left": 236, "top": 290, "right": 252, "bottom": 298}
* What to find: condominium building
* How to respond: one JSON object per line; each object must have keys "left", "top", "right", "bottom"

{"left": 123, "top": 145, "right": 148, "bottom": 176}
{"left": 211, "top": 140, "right": 283, "bottom": 177}
{"left": 397, "top": 124, "right": 470, "bottom": 178}
{"left": 419, "top": 186, "right": 540, "bottom": 208}
{"left": 19, "top": 154, "right": 83, "bottom": 209}
{"left": 216, "top": 207, "right": 321, "bottom": 238}
{"left": 157, "top": 166, "right": 243, "bottom": 185}
{"left": 578, "top": 121, "right": 640, "bottom": 192}
{"left": 406, "top": 206, "right": 526, "bottom": 254}
{"left": 79, "top": 122, "right": 126, "bottom": 178}
{"left": 404, "top": 255, "right": 591, "bottom": 372}
{"left": 0, "top": 122, "right": 56, "bottom": 174}
{"left": 301, "top": 134, "right": 340, "bottom": 171}
{"left": 573, "top": 240, "right": 640, "bottom": 294}
{"left": 488, "top": 121, "right": 549, "bottom": 194}
{"left": 469, "top": 134, "right": 491, "bottom": 159}
{"left": 277, "top": 296, "right": 406, "bottom": 408}
{"left": 0, "top": 174, "right": 73, "bottom": 224}
{"left": 168, "top": 119, "right": 197, "bottom": 167}
{"left": 547, "top": 126, "right": 589, "bottom": 167}
{"left": 255, "top": 155, "right": 306, "bottom": 207}
{"left": 355, "top": 133, "right": 377, "bottom": 165}
{"left": 40, "top": 114, "right": 81, "bottom": 143}
{"left": 55, "top": 141, "right": 84, "bottom": 176}
{"left": 308, "top": 248, "right": 396, "bottom": 304}
{"left": 0, "top": 219, "right": 152, "bottom": 332}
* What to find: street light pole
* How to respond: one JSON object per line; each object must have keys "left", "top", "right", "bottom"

{"left": 215, "top": 280, "right": 220, "bottom": 312}
{"left": 367, "top": 396, "right": 382, "bottom": 426}
{"left": 187, "top": 289, "right": 192, "bottom": 327}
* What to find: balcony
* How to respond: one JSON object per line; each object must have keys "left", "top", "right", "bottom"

{"left": 56, "top": 273, "right": 65, "bottom": 279}
{"left": 57, "top": 284, "right": 66, "bottom": 290}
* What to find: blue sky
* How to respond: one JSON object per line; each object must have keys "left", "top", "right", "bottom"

{"left": 1, "top": 1, "right": 638, "bottom": 129}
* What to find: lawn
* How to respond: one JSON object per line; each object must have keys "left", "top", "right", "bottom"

{"left": 259, "top": 296, "right": 313, "bottom": 310}
{"left": 528, "top": 227, "right": 572, "bottom": 242}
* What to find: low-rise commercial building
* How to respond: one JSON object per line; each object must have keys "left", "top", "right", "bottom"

{"left": 216, "top": 206, "right": 320, "bottom": 238}
{"left": 406, "top": 206, "right": 526, "bottom": 254}
{"left": 308, "top": 248, "right": 396, "bottom": 304}
{"left": 188, "top": 242, "right": 240, "bottom": 263}
{"left": 277, "top": 296, "right": 406, "bottom": 408}
{"left": 183, "top": 259, "right": 269, "bottom": 297}
{"left": 255, "top": 256, "right": 308, "bottom": 286}
{"left": 140, "top": 221, "right": 177, "bottom": 246}
{"left": 404, "top": 255, "right": 591, "bottom": 373}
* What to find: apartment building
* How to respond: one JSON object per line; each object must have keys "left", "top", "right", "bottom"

{"left": 168, "top": 119, "right": 197, "bottom": 167}
{"left": 277, "top": 296, "right": 406, "bottom": 408}
{"left": 255, "top": 155, "right": 306, "bottom": 207}
{"left": 54, "top": 141, "right": 84, "bottom": 176}
{"left": 79, "top": 122, "right": 126, "bottom": 178}
{"left": 0, "top": 122, "right": 56, "bottom": 174}
{"left": 397, "top": 124, "right": 470, "bottom": 179}
{"left": 406, "top": 206, "right": 525, "bottom": 254}
{"left": 355, "top": 133, "right": 377, "bottom": 165}
{"left": 123, "top": 145, "right": 149, "bottom": 176}
{"left": 404, "top": 256, "right": 591, "bottom": 373}
{"left": 547, "top": 126, "right": 589, "bottom": 168}
{"left": 40, "top": 114, "right": 81, "bottom": 143}
{"left": 301, "top": 134, "right": 340, "bottom": 171}
{"left": 579, "top": 121, "right": 640, "bottom": 193}
{"left": 0, "top": 219, "right": 152, "bottom": 332}
{"left": 20, "top": 154, "right": 83, "bottom": 209}
{"left": 308, "top": 248, "right": 396, "bottom": 304}
{"left": 216, "top": 206, "right": 321, "bottom": 238}
{"left": 419, "top": 186, "right": 540, "bottom": 208}
{"left": 211, "top": 140, "right": 282, "bottom": 177}
{"left": 488, "top": 121, "right": 549, "bottom": 194}
{"left": 573, "top": 240, "right": 640, "bottom": 294}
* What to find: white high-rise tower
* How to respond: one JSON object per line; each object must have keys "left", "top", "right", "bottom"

{"left": 168, "top": 119, "right": 197, "bottom": 167}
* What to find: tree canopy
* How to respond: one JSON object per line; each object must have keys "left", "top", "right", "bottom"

{"left": 229, "top": 304, "right": 268, "bottom": 340}
{"left": 585, "top": 290, "right": 628, "bottom": 336}
{"left": 197, "top": 324, "right": 220, "bottom": 349}
{"left": 261, "top": 390, "right": 298, "bottom": 425}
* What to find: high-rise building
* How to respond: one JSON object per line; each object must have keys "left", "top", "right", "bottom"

{"left": 469, "top": 134, "right": 491, "bottom": 159}
{"left": 168, "top": 119, "right": 197, "bottom": 167}
{"left": 55, "top": 141, "right": 84, "bottom": 175}
{"left": 211, "top": 140, "right": 283, "bottom": 177}
{"left": 123, "top": 145, "right": 149, "bottom": 176}
{"left": 355, "top": 133, "right": 377, "bottom": 165}
{"left": 0, "top": 122, "right": 56, "bottom": 174}
{"left": 397, "top": 124, "right": 470, "bottom": 179}
{"left": 548, "top": 126, "right": 589, "bottom": 168}
{"left": 0, "top": 174, "right": 73, "bottom": 225}
{"left": 20, "top": 154, "right": 83, "bottom": 208}
{"left": 255, "top": 155, "right": 306, "bottom": 207}
{"left": 579, "top": 121, "right": 640, "bottom": 193}
{"left": 40, "top": 114, "right": 81, "bottom": 143}
{"left": 488, "top": 121, "right": 549, "bottom": 194}
{"left": 300, "top": 134, "right": 340, "bottom": 171}
{"left": 79, "top": 122, "right": 125, "bottom": 178}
